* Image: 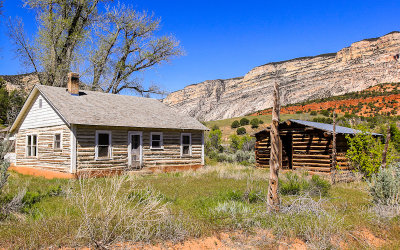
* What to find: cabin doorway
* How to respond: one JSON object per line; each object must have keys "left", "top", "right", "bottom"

{"left": 280, "top": 133, "right": 293, "bottom": 169}
{"left": 128, "top": 131, "right": 143, "bottom": 169}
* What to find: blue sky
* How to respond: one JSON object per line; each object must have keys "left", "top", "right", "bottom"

{"left": 1, "top": 0, "right": 400, "bottom": 95}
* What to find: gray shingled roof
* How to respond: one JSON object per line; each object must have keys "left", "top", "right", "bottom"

{"left": 36, "top": 85, "right": 208, "bottom": 130}
{"left": 289, "top": 119, "right": 382, "bottom": 136}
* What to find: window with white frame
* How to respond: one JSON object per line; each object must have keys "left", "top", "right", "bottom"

{"left": 26, "top": 134, "right": 38, "bottom": 157}
{"left": 150, "top": 132, "right": 163, "bottom": 149}
{"left": 181, "top": 133, "right": 191, "bottom": 156}
{"left": 96, "top": 131, "right": 112, "bottom": 159}
{"left": 54, "top": 133, "right": 62, "bottom": 149}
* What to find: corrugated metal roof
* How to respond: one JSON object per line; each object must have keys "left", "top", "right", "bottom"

{"left": 253, "top": 119, "right": 382, "bottom": 136}
{"left": 289, "top": 119, "right": 382, "bottom": 136}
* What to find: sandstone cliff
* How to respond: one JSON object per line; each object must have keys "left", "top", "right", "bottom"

{"left": 163, "top": 32, "right": 400, "bottom": 121}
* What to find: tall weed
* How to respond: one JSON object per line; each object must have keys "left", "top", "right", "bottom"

{"left": 67, "top": 175, "right": 189, "bottom": 248}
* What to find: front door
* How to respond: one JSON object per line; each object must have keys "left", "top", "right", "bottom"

{"left": 129, "top": 132, "right": 142, "bottom": 169}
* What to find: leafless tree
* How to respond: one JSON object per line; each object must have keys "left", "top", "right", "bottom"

{"left": 89, "top": 4, "right": 182, "bottom": 94}
{"left": 7, "top": 17, "right": 42, "bottom": 83}
{"left": 8, "top": 0, "right": 183, "bottom": 96}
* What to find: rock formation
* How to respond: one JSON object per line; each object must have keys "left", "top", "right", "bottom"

{"left": 0, "top": 73, "right": 39, "bottom": 92}
{"left": 163, "top": 32, "right": 400, "bottom": 121}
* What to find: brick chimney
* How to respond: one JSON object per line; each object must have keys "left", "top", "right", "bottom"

{"left": 67, "top": 72, "right": 79, "bottom": 96}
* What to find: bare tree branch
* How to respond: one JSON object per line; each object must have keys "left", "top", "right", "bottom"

{"left": 9, "top": 1, "right": 183, "bottom": 97}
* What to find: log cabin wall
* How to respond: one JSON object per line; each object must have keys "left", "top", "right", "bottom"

{"left": 255, "top": 130, "right": 292, "bottom": 169}
{"left": 255, "top": 124, "right": 352, "bottom": 176}
{"left": 75, "top": 125, "right": 203, "bottom": 172}
{"left": 291, "top": 127, "right": 333, "bottom": 175}
{"left": 15, "top": 125, "right": 71, "bottom": 172}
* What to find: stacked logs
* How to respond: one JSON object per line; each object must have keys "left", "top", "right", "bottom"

{"left": 255, "top": 127, "right": 352, "bottom": 175}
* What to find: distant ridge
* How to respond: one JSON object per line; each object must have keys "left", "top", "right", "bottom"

{"left": 164, "top": 31, "right": 400, "bottom": 121}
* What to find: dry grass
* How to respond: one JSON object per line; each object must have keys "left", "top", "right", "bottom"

{"left": 67, "top": 174, "right": 191, "bottom": 248}
{"left": 0, "top": 165, "right": 399, "bottom": 249}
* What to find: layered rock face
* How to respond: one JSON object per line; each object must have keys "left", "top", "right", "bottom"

{"left": 163, "top": 32, "right": 400, "bottom": 121}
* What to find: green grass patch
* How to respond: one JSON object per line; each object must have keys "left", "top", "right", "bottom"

{"left": 0, "top": 164, "right": 399, "bottom": 248}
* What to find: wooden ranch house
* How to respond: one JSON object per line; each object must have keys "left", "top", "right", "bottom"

{"left": 9, "top": 73, "right": 208, "bottom": 178}
{"left": 254, "top": 119, "right": 381, "bottom": 178}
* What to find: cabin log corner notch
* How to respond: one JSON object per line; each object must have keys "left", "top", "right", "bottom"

{"left": 9, "top": 73, "right": 208, "bottom": 178}
{"left": 253, "top": 119, "right": 382, "bottom": 180}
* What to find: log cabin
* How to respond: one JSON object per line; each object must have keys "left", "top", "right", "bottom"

{"left": 254, "top": 119, "right": 381, "bottom": 180}
{"left": 9, "top": 73, "right": 208, "bottom": 178}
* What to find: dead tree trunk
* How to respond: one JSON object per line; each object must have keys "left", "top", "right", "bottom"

{"left": 382, "top": 125, "right": 391, "bottom": 168}
{"left": 331, "top": 111, "right": 337, "bottom": 184}
{"left": 268, "top": 81, "right": 281, "bottom": 212}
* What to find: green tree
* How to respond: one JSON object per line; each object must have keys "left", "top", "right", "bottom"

{"left": 207, "top": 129, "right": 222, "bottom": 152}
{"left": 320, "top": 110, "right": 330, "bottom": 117}
{"left": 239, "top": 118, "right": 249, "bottom": 126}
{"left": 346, "top": 126, "right": 397, "bottom": 177}
{"left": 250, "top": 118, "right": 259, "bottom": 128}
{"left": 390, "top": 124, "right": 400, "bottom": 151}
{"left": 237, "top": 127, "right": 246, "bottom": 135}
{"left": 0, "top": 80, "right": 9, "bottom": 125}
{"left": 229, "top": 134, "right": 242, "bottom": 151}
{"left": 231, "top": 120, "right": 240, "bottom": 128}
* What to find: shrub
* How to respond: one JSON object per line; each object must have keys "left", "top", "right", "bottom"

{"left": 230, "top": 134, "right": 255, "bottom": 152}
{"left": 346, "top": 126, "right": 397, "bottom": 177}
{"left": 211, "top": 124, "right": 219, "bottom": 131}
{"left": 320, "top": 110, "right": 330, "bottom": 117}
{"left": 369, "top": 164, "right": 400, "bottom": 206}
{"left": 0, "top": 139, "right": 11, "bottom": 193}
{"left": 258, "top": 119, "right": 264, "bottom": 124}
{"left": 234, "top": 150, "right": 255, "bottom": 164}
{"left": 205, "top": 129, "right": 223, "bottom": 153}
{"left": 231, "top": 120, "right": 240, "bottom": 128}
{"left": 279, "top": 172, "right": 330, "bottom": 196}
{"left": 229, "top": 134, "right": 242, "bottom": 151}
{"left": 239, "top": 118, "right": 249, "bottom": 126}
{"left": 216, "top": 152, "right": 236, "bottom": 163}
{"left": 390, "top": 124, "right": 400, "bottom": 151}
{"left": 250, "top": 118, "right": 259, "bottom": 128}
{"left": 237, "top": 127, "right": 246, "bottom": 135}
{"left": 310, "top": 111, "right": 317, "bottom": 116}
{"left": 67, "top": 175, "right": 186, "bottom": 248}
{"left": 310, "top": 175, "right": 331, "bottom": 196}
{"left": 280, "top": 172, "right": 309, "bottom": 195}
{"left": 241, "top": 135, "right": 255, "bottom": 151}
{"left": 312, "top": 117, "right": 333, "bottom": 124}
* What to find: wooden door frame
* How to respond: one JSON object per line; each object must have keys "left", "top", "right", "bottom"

{"left": 128, "top": 131, "right": 143, "bottom": 167}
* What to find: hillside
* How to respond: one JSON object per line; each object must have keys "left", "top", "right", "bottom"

{"left": 251, "top": 82, "right": 400, "bottom": 117}
{"left": 204, "top": 113, "right": 325, "bottom": 142}
{"left": 163, "top": 31, "right": 400, "bottom": 121}
{"left": 0, "top": 73, "right": 39, "bottom": 92}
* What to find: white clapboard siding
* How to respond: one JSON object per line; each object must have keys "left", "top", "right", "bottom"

{"left": 20, "top": 94, "right": 65, "bottom": 130}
